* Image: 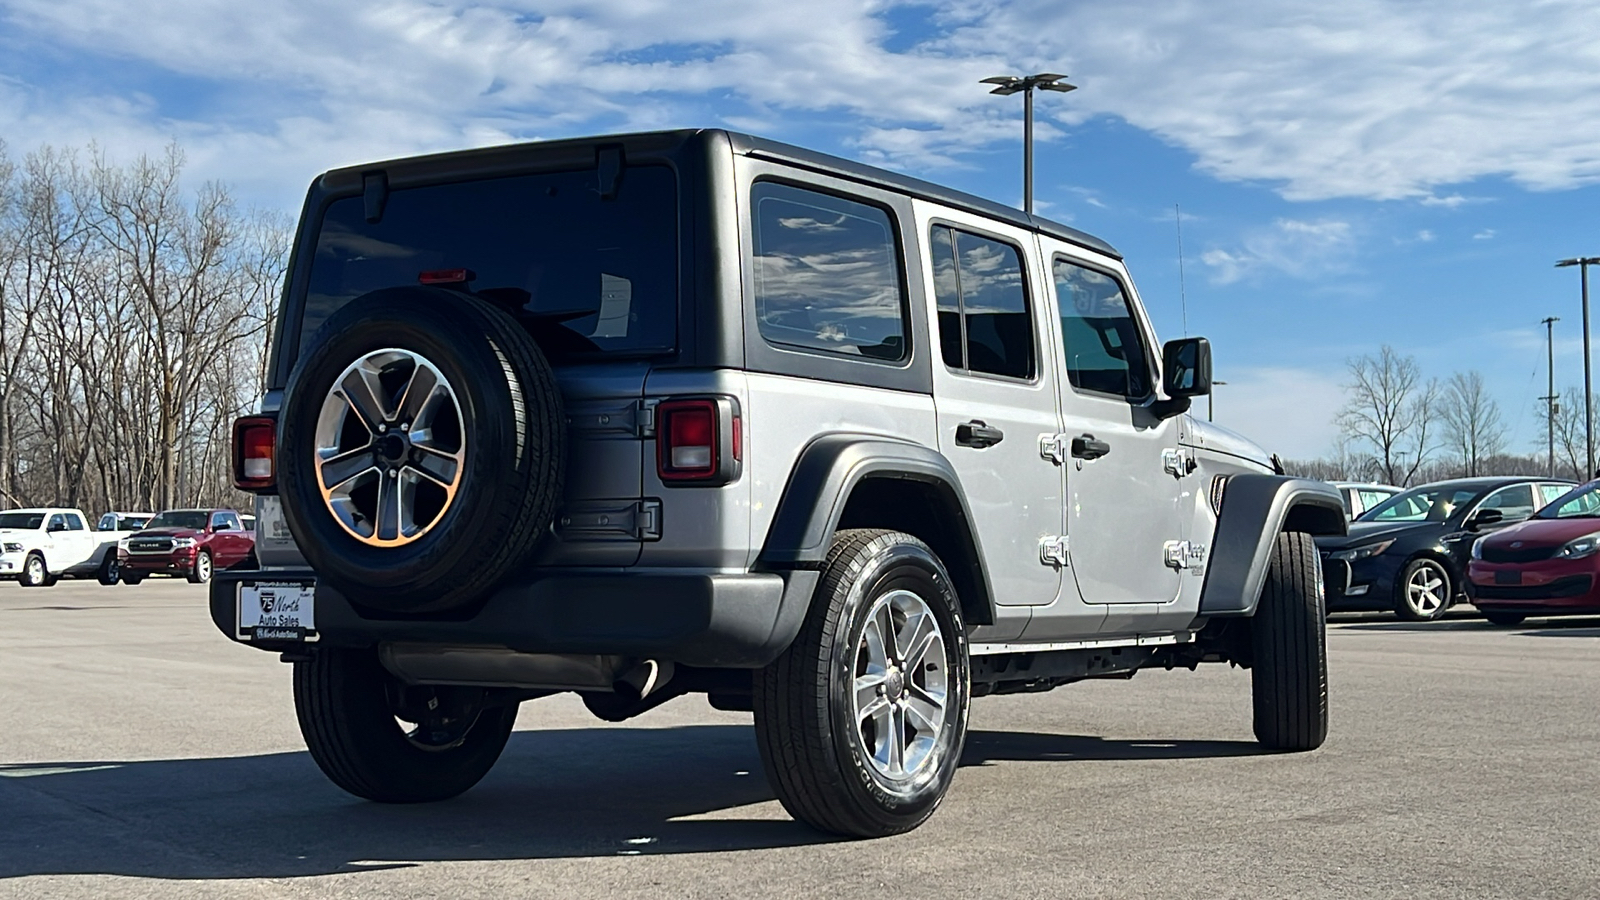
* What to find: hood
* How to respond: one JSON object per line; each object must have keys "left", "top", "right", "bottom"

{"left": 1181, "top": 418, "right": 1273, "bottom": 470}
{"left": 0, "top": 528, "right": 41, "bottom": 540}
{"left": 133, "top": 528, "right": 203, "bottom": 539}
{"left": 1316, "top": 520, "right": 1434, "bottom": 549}
{"left": 1479, "top": 517, "right": 1600, "bottom": 549}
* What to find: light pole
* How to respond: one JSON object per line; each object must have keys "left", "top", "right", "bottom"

{"left": 980, "top": 73, "right": 1077, "bottom": 215}
{"left": 1541, "top": 316, "right": 1560, "bottom": 477}
{"left": 1208, "top": 380, "right": 1228, "bottom": 421}
{"left": 1557, "top": 256, "right": 1600, "bottom": 477}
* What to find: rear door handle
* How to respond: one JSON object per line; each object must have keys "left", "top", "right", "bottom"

{"left": 1071, "top": 434, "right": 1111, "bottom": 460}
{"left": 956, "top": 420, "right": 1005, "bottom": 449}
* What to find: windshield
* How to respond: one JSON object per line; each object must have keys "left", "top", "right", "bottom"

{"left": 301, "top": 165, "right": 678, "bottom": 361}
{"left": 147, "top": 511, "right": 210, "bottom": 531}
{"left": 0, "top": 512, "right": 44, "bottom": 530}
{"left": 1537, "top": 483, "right": 1600, "bottom": 519}
{"left": 1358, "top": 486, "right": 1482, "bottom": 523}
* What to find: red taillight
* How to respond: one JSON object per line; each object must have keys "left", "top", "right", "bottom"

{"left": 658, "top": 400, "right": 718, "bottom": 480}
{"left": 655, "top": 397, "right": 741, "bottom": 485}
{"left": 418, "top": 268, "right": 476, "bottom": 285}
{"left": 233, "top": 416, "right": 276, "bottom": 491}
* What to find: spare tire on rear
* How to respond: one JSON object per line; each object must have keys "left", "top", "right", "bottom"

{"left": 278, "top": 286, "right": 565, "bottom": 614}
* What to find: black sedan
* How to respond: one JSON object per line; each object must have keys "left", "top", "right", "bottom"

{"left": 1315, "top": 476, "right": 1573, "bottom": 620}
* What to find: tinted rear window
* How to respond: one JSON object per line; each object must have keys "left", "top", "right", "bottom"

{"left": 300, "top": 165, "right": 678, "bottom": 360}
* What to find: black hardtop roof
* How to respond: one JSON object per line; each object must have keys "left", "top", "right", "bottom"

{"left": 316, "top": 128, "right": 1121, "bottom": 260}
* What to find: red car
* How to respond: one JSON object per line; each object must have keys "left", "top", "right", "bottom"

{"left": 1467, "top": 480, "right": 1600, "bottom": 625}
{"left": 118, "top": 508, "right": 255, "bottom": 585}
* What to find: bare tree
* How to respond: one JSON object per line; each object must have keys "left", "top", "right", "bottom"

{"left": 0, "top": 140, "right": 287, "bottom": 515}
{"left": 1548, "top": 387, "right": 1595, "bottom": 481}
{"left": 1438, "top": 370, "right": 1506, "bottom": 477}
{"left": 1337, "top": 345, "right": 1439, "bottom": 487}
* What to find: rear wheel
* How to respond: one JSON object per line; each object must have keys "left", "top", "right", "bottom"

{"left": 293, "top": 647, "right": 517, "bottom": 803}
{"left": 1251, "top": 531, "right": 1329, "bottom": 752}
{"left": 753, "top": 529, "right": 970, "bottom": 838}
{"left": 1394, "top": 557, "right": 1451, "bottom": 621}
{"left": 187, "top": 550, "right": 213, "bottom": 584}
{"left": 1483, "top": 611, "right": 1527, "bottom": 627}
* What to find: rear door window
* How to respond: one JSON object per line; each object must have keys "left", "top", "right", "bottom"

{"left": 929, "top": 225, "right": 1035, "bottom": 379}
{"left": 302, "top": 165, "right": 679, "bottom": 360}
{"left": 750, "top": 182, "right": 908, "bottom": 361}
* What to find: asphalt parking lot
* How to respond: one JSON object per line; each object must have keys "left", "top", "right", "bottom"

{"left": 2, "top": 579, "right": 1597, "bottom": 900}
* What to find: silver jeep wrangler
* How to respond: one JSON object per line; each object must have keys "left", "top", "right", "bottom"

{"left": 216, "top": 129, "right": 1346, "bottom": 838}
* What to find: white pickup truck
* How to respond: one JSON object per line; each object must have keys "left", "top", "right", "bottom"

{"left": 0, "top": 507, "right": 141, "bottom": 587}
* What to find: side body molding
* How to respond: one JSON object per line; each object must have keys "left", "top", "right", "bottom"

{"left": 1199, "top": 475, "right": 1347, "bottom": 617}
{"left": 758, "top": 433, "right": 996, "bottom": 623}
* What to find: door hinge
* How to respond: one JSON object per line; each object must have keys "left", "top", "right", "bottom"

{"left": 1039, "top": 433, "right": 1067, "bottom": 465}
{"left": 566, "top": 399, "right": 658, "bottom": 439}
{"left": 1162, "top": 448, "right": 1186, "bottom": 477}
{"left": 554, "top": 498, "right": 663, "bottom": 542}
{"left": 1040, "top": 535, "right": 1070, "bottom": 568}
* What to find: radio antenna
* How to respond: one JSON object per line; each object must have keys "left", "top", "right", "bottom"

{"left": 1175, "top": 203, "right": 1189, "bottom": 335}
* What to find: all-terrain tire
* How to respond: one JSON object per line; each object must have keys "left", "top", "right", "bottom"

{"left": 753, "top": 529, "right": 971, "bottom": 838}
{"left": 1251, "top": 531, "right": 1329, "bottom": 751}
{"left": 293, "top": 647, "right": 517, "bottom": 803}
{"left": 277, "top": 287, "right": 565, "bottom": 614}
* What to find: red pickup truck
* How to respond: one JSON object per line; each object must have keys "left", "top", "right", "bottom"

{"left": 118, "top": 508, "right": 255, "bottom": 584}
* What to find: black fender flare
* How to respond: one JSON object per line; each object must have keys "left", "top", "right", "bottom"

{"left": 1199, "top": 475, "right": 1347, "bottom": 617}
{"left": 757, "top": 433, "right": 996, "bottom": 623}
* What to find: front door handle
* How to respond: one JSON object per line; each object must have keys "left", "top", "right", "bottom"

{"left": 1071, "top": 434, "right": 1111, "bottom": 460}
{"left": 956, "top": 420, "right": 1005, "bottom": 449}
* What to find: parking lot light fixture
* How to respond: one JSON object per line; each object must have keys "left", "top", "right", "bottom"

{"left": 981, "top": 73, "right": 1077, "bottom": 215}
{"left": 1557, "top": 257, "right": 1600, "bottom": 476}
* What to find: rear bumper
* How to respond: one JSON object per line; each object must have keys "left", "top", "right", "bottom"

{"left": 209, "top": 567, "right": 818, "bottom": 669}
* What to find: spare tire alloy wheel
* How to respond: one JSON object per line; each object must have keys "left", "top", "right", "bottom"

{"left": 1397, "top": 558, "right": 1450, "bottom": 621}
{"left": 277, "top": 288, "right": 565, "bottom": 614}
{"left": 315, "top": 348, "right": 464, "bottom": 547}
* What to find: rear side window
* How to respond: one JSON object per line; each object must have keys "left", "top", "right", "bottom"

{"left": 751, "top": 182, "right": 908, "bottom": 361}
{"left": 1480, "top": 484, "right": 1536, "bottom": 518}
{"left": 930, "top": 225, "right": 1034, "bottom": 379}
{"left": 302, "top": 165, "right": 679, "bottom": 360}
{"left": 1538, "top": 483, "right": 1569, "bottom": 506}
{"left": 64, "top": 514, "right": 85, "bottom": 531}
{"left": 1053, "top": 258, "right": 1152, "bottom": 398}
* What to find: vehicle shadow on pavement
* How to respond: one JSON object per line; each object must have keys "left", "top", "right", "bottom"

{"left": 0, "top": 723, "right": 1265, "bottom": 880}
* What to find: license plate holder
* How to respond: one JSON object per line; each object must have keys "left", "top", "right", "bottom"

{"left": 1494, "top": 570, "right": 1522, "bottom": 585}
{"left": 238, "top": 580, "right": 317, "bottom": 642}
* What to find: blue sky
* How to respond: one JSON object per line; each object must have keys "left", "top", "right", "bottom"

{"left": 4, "top": 0, "right": 1600, "bottom": 460}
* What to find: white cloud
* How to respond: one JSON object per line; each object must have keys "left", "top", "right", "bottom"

{"left": 3, "top": 0, "right": 1600, "bottom": 207}
{"left": 1200, "top": 218, "right": 1354, "bottom": 284}
{"left": 1416, "top": 229, "right": 1435, "bottom": 242}
{"left": 1210, "top": 366, "right": 1346, "bottom": 460}
{"left": 1474, "top": 228, "right": 1497, "bottom": 240}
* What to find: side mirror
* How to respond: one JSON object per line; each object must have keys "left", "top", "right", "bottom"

{"left": 1152, "top": 337, "right": 1212, "bottom": 419}
{"left": 1468, "top": 508, "right": 1505, "bottom": 530}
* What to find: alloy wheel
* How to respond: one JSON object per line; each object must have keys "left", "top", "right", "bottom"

{"left": 313, "top": 348, "right": 466, "bottom": 547}
{"left": 850, "top": 588, "right": 951, "bottom": 783}
{"left": 1405, "top": 563, "right": 1448, "bottom": 617}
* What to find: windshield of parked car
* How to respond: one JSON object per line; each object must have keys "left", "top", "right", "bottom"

{"left": 300, "top": 165, "right": 678, "bottom": 363}
{"left": 146, "top": 511, "right": 210, "bottom": 531}
{"left": 1358, "top": 486, "right": 1482, "bottom": 523}
{"left": 0, "top": 512, "right": 44, "bottom": 530}
{"left": 1536, "top": 483, "right": 1600, "bottom": 519}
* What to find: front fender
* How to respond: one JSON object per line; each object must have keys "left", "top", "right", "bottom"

{"left": 1200, "top": 475, "right": 1346, "bottom": 616}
